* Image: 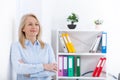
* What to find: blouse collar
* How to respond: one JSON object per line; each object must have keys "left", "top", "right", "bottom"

{"left": 25, "top": 39, "right": 40, "bottom": 46}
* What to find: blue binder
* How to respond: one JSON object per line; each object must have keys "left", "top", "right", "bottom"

{"left": 102, "top": 32, "right": 107, "bottom": 53}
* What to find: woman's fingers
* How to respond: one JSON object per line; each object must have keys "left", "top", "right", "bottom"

{"left": 52, "top": 63, "right": 57, "bottom": 72}
{"left": 18, "top": 59, "right": 24, "bottom": 63}
{"left": 43, "top": 63, "right": 58, "bottom": 72}
{"left": 24, "top": 74, "right": 30, "bottom": 77}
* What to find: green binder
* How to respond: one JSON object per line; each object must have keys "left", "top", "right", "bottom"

{"left": 76, "top": 56, "right": 80, "bottom": 76}
{"left": 68, "top": 56, "right": 74, "bottom": 77}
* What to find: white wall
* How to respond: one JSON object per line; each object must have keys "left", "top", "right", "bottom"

{"left": 50, "top": 0, "right": 105, "bottom": 29}
{"left": 103, "top": 0, "right": 120, "bottom": 77}
{"left": 0, "top": 0, "right": 16, "bottom": 80}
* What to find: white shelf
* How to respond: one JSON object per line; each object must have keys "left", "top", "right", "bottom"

{"left": 58, "top": 53, "right": 106, "bottom": 56}
{"left": 58, "top": 76, "right": 106, "bottom": 80}
{"left": 57, "top": 29, "right": 104, "bottom": 32}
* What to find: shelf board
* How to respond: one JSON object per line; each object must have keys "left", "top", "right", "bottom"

{"left": 58, "top": 76, "right": 106, "bottom": 80}
{"left": 58, "top": 53, "right": 106, "bottom": 56}
{"left": 57, "top": 29, "right": 103, "bottom": 32}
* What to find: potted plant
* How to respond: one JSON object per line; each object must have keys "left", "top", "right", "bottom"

{"left": 94, "top": 19, "right": 103, "bottom": 30}
{"left": 67, "top": 13, "right": 79, "bottom": 29}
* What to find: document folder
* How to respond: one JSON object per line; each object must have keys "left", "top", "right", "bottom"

{"left": 62, "top": 33, "right": 72, "bottom": 53}
{"left": 76, "top": 56, "right": 80, "bottom": 76}
{"left": 58, "top": 56, "right": 63, "bottom": 76}
{"left": 102, "top": 32, "right": 107, "bottom": 53}
{"left": 97, "top": 57, "right": 106, "bottom": 77}
{"left": 63, "top": 55, "right": 68, "bottom": 76}
{"left": 68, "top": 56, "right": 74, "bottom": 76}
{"left": 59, "top": 35, "right": 68, "bottom": 53}
{"left": 92, "top": 57, "right": 103, "bottom": 77}
{"left": 65, "top": 33, "right": 76, "bottom": 53}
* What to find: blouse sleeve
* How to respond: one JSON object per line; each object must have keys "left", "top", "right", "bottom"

{"left": 30, "top": 71, "right": 55, "bottom": 78}
{"left": 30, "top": 44, "right": 56, "bottom": 77}
{"left": 47, "top": 44, "right": 56, "bottom": 63}
{"left": 10, "top": 42, "right": 44, "bottom": 74}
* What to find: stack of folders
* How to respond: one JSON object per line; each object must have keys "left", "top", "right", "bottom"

{"left": 58, "top": 55, "right": 80, "bottom": 77}
{"left": 89, "top": 32, "right": 107, "bottom": 53}
{"left": 92, "top": 57, "right": 106, "bottom": 77}
{"left": 60, "top": 33, "right": 76, "bottom": 53}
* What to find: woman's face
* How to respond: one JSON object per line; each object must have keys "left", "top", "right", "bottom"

{"left": 22, "top": 16, "right": 40, "bottom": 38}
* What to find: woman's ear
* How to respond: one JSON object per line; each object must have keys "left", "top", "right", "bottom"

{"left": 22, "top": 29, "right": 24, "bottom": 32}
{"left": 22, "top": 28, "right": 25, "bottom": 32}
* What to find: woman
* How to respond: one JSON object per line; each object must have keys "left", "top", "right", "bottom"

{"left": 10, "top": 14, "right": 57, "bottom": 80}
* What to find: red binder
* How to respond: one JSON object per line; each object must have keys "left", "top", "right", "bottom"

{"left": 92, "top": 58, "right": 103, "bottom": 77}
{"left": 97, "top": 57, "right": 106, "bottom": 77}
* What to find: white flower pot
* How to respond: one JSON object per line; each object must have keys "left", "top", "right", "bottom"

{"left": 95, "top": 25, "right": 102, "bottom": 30}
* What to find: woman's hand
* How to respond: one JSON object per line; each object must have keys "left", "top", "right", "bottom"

{"left": 43, "top": 63, "right": 57, "bottom": 72}
{"left": 24, "top": 74, "right": 30, "bottom": 78}
{"left": 18, "top": 59, "right": 24, "bottom": 63}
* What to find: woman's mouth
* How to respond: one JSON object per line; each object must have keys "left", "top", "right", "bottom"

{"left": 30, "top": 30, "right": 36, "bottom": 32}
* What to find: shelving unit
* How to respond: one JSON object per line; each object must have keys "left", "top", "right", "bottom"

{"left": 56, "top": 29, "right": 107, "bottom": 80}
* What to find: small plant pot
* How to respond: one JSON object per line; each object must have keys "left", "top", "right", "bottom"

{"left": 95, "top": 25, "right": 102, "bottom": 30}
{"left": 67, "top": 24, "right": 76, "bottom": 29}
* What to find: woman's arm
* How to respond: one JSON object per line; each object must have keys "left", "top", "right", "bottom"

{"left": 30, "top": 71, "right": 56, "bottom": 78}
{"left": 10, "top": 42, "right": 44, "bottom": 74}
{"left": 48, "top": 44, "right": 56, "bottom": 63}
{"left": 29, "top": 44, "right": 57, "bottom": 77}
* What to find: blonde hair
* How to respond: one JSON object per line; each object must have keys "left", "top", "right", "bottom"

{"left": 19, "top": 13, "right": 45, "bottom": 48}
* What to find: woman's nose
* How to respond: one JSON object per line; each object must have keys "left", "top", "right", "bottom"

{"left": 32, "top": 24, "right": 36, "bottom": 28}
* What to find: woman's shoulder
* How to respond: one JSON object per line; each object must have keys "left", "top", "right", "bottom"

{"left": 44, "top": 43, "right": 53, "bottom": 49}
{"left": 11, "top": 41, "right": 21, "bottom": 47}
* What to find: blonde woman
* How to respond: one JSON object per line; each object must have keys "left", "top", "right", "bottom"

{"left": 10, "top": 14, "right": 57, "bottom": 80}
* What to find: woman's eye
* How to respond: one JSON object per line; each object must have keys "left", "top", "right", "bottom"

{"left": 28, "top": 24, "right": 32, "bottom": 26}
{"left": 35, "top": 24, "right": 39, "bottom": 26}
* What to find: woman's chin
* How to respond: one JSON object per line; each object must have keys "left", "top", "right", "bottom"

{"left": 29, "top": 34, "right": 38, "bottom": 37}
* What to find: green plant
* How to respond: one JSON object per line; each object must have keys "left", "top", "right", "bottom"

{"left": 67, "top": 13, "right": 79, "bottom": 25}
{"left": 94, "top": 19, "right": 103, "bottom": 25}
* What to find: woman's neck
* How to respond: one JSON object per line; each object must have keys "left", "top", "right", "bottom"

{"left": 26, "top": 36, "right": 36, "bottom": 45}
